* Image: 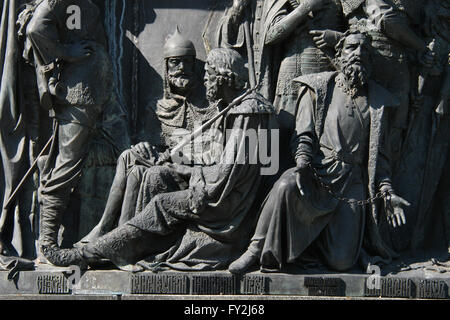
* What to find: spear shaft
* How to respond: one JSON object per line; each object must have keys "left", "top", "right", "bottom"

{"left": 3, "top": 134, "right": 54, "bottom": 210}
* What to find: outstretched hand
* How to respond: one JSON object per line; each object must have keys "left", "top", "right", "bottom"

{"left": 310, "top": 29, "right": 342, "bottom": 49}
{"left": 384, "top": 194, "right": 410, "bottom": 228}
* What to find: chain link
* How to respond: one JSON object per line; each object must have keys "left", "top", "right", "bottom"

{"left": 307, "top": 164, "right": 388, "bottom": 206}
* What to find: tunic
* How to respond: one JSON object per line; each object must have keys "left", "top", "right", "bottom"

{"left": 26, "top": 0, "right": 128, "bottom": 246}
{"left": 247, "top": 72, "right": 397, "bottom": 271}
{"left": 101, "top": 92, "right": 218, "bottom": 228}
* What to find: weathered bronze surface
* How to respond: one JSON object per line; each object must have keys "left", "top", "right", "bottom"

{"left": 0, "top": 0, "right": 448, "bottom": 298}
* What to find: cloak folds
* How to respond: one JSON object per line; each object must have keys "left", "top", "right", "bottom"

{"left": 135, "top": 93, "right": 277, "bottom": 271}
{"left": 288, "top": 72, "right": 400, "bottom": 264}
{"left": 0, "top": 0, "right": 36, "bottom": 272}
{"left": 215, "top": 0, "right": 289, "bottom": 101}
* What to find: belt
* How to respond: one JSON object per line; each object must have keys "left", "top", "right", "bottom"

{"left": 327, "top": 148, "right": 363, "bottom": 165}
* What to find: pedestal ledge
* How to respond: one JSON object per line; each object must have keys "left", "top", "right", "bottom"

{"left": 0, "top": 264, "right": 448, "bottom": 299}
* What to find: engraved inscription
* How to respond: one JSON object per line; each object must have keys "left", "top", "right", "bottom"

{"left": 417, "top": 280, "right": 448, "bottom": 299}
{"left": 242, "top": 275, "right": 267, "bottom": 295}
{"left": 365, "top": 278, "right": 414, "bottom": 298}
{"left": 37, "top": 275, "right": 70, "bottom": 294}
{"left": 131, "top": 274, "right": 188, "bottom": 294}
{"left": 304, "top": 277, "right": 345, "bottom": 296}
{"left": 191, "top": 275, "right": 237, "bottom": 295}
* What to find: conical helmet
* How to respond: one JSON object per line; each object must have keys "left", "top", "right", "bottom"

{"left": 163, "top": 26, "right": 196, "bottom": 58}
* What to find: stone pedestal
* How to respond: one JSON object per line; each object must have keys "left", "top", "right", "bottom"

{"left": 1, "top": 265, "right": 448, "bottom": 300}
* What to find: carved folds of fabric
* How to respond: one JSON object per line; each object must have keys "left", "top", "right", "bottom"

{"left": 366, "top": 30, "right": 406, "bottom": 63}
{"left": 341, "top": 0, "right": 365, "bottom": 16}
{"left": 89, "top": 225, "right": 146, "bottom": 264}
{"left": 135, "top": 166, "right": 186, "bottom": 215}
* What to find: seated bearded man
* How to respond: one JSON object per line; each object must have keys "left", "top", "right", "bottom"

{"left": 229, "top": 30, "right": 410, "bottom": 274}
{"left": 74, "top": 28, "right": 217, "bottom": 248}
{"left": 44, "top": 48, "right": 277, "bottom": 272}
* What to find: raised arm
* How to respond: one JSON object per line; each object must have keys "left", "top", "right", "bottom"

{"left": 265, "top": 0, "right": 329, "bottom": 45}
{"left": 363, "top": 0, "right": 430, "bottom": 61}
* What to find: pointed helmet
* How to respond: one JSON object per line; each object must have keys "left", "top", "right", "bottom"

{"left": 163, "top": 26, "right": 196, "bottom": 58}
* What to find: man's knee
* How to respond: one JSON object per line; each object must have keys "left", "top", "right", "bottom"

{"left": 140, "top": 166, "right": 170, "bottom": 186}
{"left": 151, "top": 193, "right": 169, "bottom": 207}
{"left": 275, "top": 171, "right": 298, "bottom": 196}
{"left": 128, "top": 165, "right": 148, "bottom": 181}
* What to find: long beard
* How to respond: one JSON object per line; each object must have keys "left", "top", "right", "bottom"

{"left": 340, "top": 56, "right": 370, "bottom": 92}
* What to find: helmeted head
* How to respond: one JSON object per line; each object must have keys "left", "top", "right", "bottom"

{"left": 163, "top": 26, "right": 196, "bottom": 59}
{"left": 163, "top": 26, "right": 197, "bottom": 97}
{"left": 335, "top": 30, "right": 372, "bottom": 92}
{"left": 204, "top": 48, "right": 248, "bottom": 103}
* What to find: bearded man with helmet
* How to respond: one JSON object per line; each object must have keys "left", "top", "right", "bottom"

{"left": 72, "top": 28, "right": 217, "bottom": 252}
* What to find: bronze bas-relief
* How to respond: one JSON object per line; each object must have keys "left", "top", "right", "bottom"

{"left": 0, "top": 0, "right": 448, "bottom": 297}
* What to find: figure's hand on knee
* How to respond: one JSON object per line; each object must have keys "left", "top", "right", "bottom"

{"left": 384, "top": 193, "right": 410, "bottom": 228}
{"left": 133, "top": 142, "right": 155, "bottom": 160}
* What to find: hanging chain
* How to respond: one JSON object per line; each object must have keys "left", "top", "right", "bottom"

{"left": 307, "top": 164, "right": 389, "bottom": 206}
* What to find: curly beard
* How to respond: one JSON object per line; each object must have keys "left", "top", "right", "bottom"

{"left": 206, "top": 81, "right": 220, "bottom": 103}
{"left": 340, "top": 55, "right": 371, "bottom": 93}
